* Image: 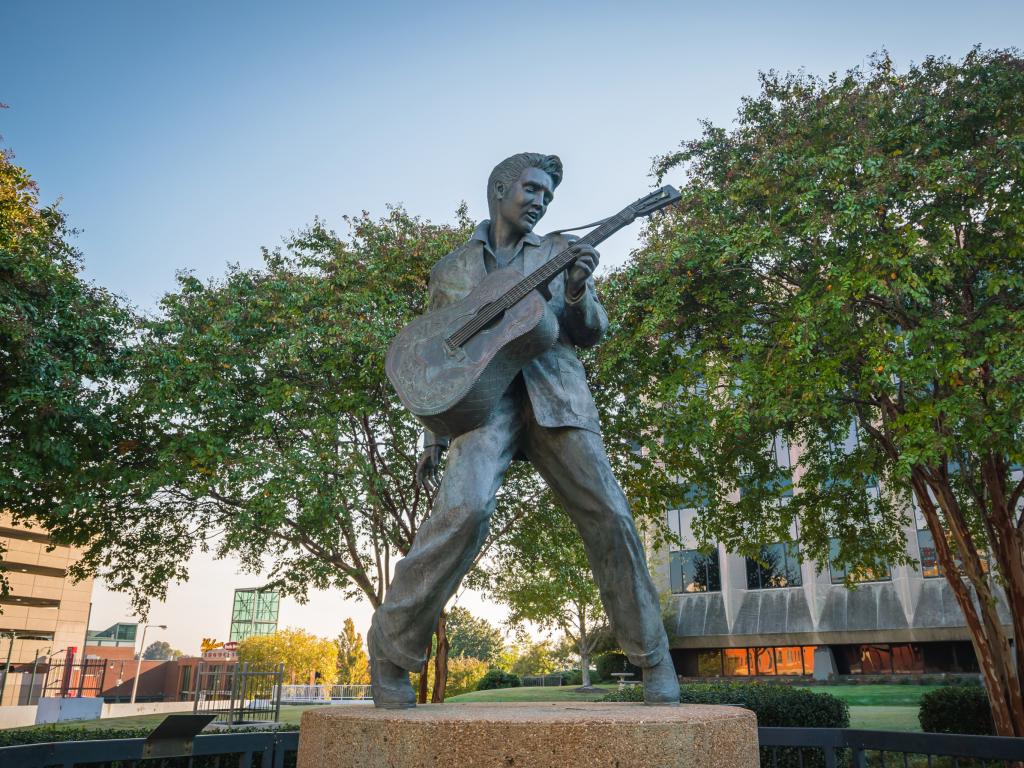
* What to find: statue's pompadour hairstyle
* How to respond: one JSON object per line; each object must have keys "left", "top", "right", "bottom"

{"left": 487, "top": 153, "right": 563, "bottom": 212}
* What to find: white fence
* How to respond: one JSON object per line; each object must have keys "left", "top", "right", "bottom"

{"left": 276, "top": 684, "right": 371, "bottom": 703}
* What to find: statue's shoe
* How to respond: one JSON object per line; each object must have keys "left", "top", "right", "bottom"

{"left": 642, "top": 657, "right": 680, "bottom": 706}
{"left": 368, "top": 630, "right": 415, "bottom": 709}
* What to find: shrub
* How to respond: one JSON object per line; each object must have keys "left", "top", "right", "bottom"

{"left": 604, "top": 681, "right": 847, "bottom": 768}
{"left": 602, "top": 681, "right": 848, "bottom": 726}
{"left": 445, "top": 657, "right": 490, "bottom": 697}
{"left": 595, "top": 652, "right": 640, "bottom": 682}
{"left": 476, "top": 668, "right": 522, "bottom": 691}
{"left": 0, "top": 724, "right": 298, "bottom": 747}
{"left": 919, "top": 684, "right": 993, "bottom": 735}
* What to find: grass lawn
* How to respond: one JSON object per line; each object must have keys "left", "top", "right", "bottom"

{"left": 793, "top": 684, "right": 941, "bottom": 707}
{"left": 446, "top": 685, "right": 616, "bottom": 703}
{"left": 848, "top": 705, "right": 921, "bottom": 732}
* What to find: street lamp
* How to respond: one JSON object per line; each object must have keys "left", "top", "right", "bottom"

{"left": 129, "top": 624, "right": 167, "bottom": 704}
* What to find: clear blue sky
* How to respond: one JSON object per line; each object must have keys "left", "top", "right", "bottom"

{"left": 2, "top": 0, "right": 1021, "bottom": 652}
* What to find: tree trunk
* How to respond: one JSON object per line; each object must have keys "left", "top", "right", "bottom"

{"left": 417, "top": 640, "right": 432, "bottom": 705}
{"left": 580, "top": 648, "right": 592, "bottom": 688}
{"left": 431, "top": 610, "right": 449, "bottom": 703}
{"left": 913, "top": 473, "right": 1023, "bottom": 736}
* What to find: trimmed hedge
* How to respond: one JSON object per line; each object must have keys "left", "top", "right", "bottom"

{"left": 604, "top": 681, "right": 847, "bottom": 768}
{"left": 476, "top": 668, "right": 522, "bottom": 691}
{"left": 919, "top": 684, "right": 993, "bottom": 735}
{"left": 0, "top": 724, "right": 299, "bottom": 747}
{"left": 603, "top": 682, "right": 849, "bottom": 728}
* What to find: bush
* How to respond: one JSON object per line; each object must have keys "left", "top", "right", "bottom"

{"left": 444, "top": 656, "right": 491, "bottom": 697}
{"left": 919, "top": 684, "right": 993, "bottom": 735}
{"left": 604, "top": 681, "right": 847, "bottom": 768}
{"left": 0, "top": 724, "right": 298, "bottom": 747}
{"left": 476, "top": 668, "right": 522, "bottom": 691}
{"left": 595, "top": 652, "right": 640, "bottom": 682}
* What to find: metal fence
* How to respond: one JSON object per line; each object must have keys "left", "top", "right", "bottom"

{"left": 192, "top": 662, "right": 285, "bottom": 725}
{"left": 758, "top": 728, "right": 1024, "bottom": 768}
{"left": 276, "top": 683, "right": 371, "bottom": 703}
{"left": 0, "top": 730, "right": 300, "bottom": 768}
{"left": 41, "top": 658, "right": 107, "bottom": 699}
{"left": 521, "top": 674, "right": 565, "bottom": 687}
{"left": 2, "top": 726, "right": 1024, "bottom": 768}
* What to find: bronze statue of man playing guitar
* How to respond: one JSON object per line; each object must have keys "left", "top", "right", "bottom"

{"left": 370, "top": 153, "right": 680, "bottom": 707}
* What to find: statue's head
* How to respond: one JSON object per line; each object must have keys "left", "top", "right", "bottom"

{"left": 487, "top": 153, "right": 563, "bottom": 234}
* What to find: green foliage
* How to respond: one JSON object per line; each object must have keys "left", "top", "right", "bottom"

{"left": 919, "top": 684, "right": 994, "bottom": 735}
{"left": 0, "top": 724, "right": 298, "bottom": 746}
{"left": 334, "top": 618, "right": 369, "bottom": 685}
{"left": 485, "top": 500, "right": 607, "bottom": 686}
{"left": 43, "top": 208, "right": 481, "bottom": 614}
{"left": 476, "top": 669, "right": 522, "bottom": 691}
{"left": 142, "top": 641, "right": 182, "bottom": 660}
{"left": 446, "top": 606, "right": 505, "bottom": 666}
{"left": 594, "top": 652, "right": 640, "bottom": 682}
{"left": 0, "top": 143, "right": 133, "bottom": 595}
{"left": 237, "top": 628, "right": 338, "bottom": 685}
{"left": 598, "top": 47, "right": 1024, "bottom": 733}
{"left": 509, "top": 639, "right": 559, "bottom": 678}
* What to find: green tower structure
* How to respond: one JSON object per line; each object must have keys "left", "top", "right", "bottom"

{"left": 228, "top": 587, "right": 280, "bottom": 642}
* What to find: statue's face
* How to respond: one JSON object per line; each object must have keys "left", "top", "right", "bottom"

{"left": 495, "top": 166, "right": 554, "bottom": 235}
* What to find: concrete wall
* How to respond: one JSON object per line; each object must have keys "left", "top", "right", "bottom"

{"left": 0, "top": 700, "right": 195, "bottom": 730}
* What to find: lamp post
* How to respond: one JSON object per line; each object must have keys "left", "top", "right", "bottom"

{"left": 29, "top": 646, "right": 51, "bottom": 705}
{"left": 130, "top": 624, "right": 167, "bottom": 704}
{"left": 0, "top": 630, "right": 16, "bottom": 706}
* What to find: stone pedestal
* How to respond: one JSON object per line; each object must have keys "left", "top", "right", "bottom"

{"left": 297, "top": 702, "right": 759, "bottom": 768}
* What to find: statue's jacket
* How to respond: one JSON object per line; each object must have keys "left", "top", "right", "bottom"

{"left": 423, "top": 221, "right": 607, "bottom": 447}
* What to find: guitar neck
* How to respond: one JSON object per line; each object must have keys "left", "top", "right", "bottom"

{"left": 499, "top": 209, "right": 634, "bottom": 309}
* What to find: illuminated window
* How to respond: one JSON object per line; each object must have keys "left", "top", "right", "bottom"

{"left": 670, "top": 549, "right": 721, "bottom": 593}
{"left": 746, "top": 542, "right": 802, "bottom": 589}
{"left": 723, "top": 648, "right": 752, "bottom": 676}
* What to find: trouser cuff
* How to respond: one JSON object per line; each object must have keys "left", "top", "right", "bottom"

{"left": 626, "top": 645, "right": 667, "bottom": 669}
{"left": 369, "top": 620, "right": 425, "bottom": 672}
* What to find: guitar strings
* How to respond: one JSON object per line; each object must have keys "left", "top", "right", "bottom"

{"left": 447, "top": 211, "right": 630, "bottom": 348}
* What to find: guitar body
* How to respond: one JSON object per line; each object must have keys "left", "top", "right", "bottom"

{"left": 385, "top": 268, "right": 559, "bottom": 437}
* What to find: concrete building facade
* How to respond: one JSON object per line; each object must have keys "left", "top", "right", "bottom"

{"left": 0, "top": 513, "right": 95, "bottom": 704}
{"left": 653, "top": 440, "right": 1015, "bottom": 678}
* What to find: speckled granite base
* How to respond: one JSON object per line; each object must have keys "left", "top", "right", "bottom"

{"left": 297, "top": 702, "right": 758, "bottom": 768}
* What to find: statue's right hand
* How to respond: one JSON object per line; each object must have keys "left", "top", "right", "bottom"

{"left": 415, "top": 446, "right": 444, "bottom": 492}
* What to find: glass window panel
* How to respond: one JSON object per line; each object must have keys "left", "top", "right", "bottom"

{"left": 747, "top": 542, "right": 802, "bottom": 588}
{"left": 754, "top": 647, "right": 776, "bottom": 675}
{"left": 829, "top": 538, "right": 890, "bottom": 583}
{"left": 917, "top": 529, "right": 942, "bottom": 578}
{"left": 775, "top": 647, "right": 804, "bottom": 675}
{"left": 858, "top": 645, "right": 892, "bottom": 674}
{"left": 723, "top": 648, "right": 752, "bottom": 676}
{"left": 671, "top": 549, "right": 721, "bottom": 593}
{"left": 697, "top": 650, "right": 722, "bottom": 676}
{"left": 891, "top": 644, "right": 924, "bottom": 673}
{"left": 802, "top": 646, "right": 816, "bottom": 675}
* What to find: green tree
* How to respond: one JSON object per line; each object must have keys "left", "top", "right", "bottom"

{"left": 334, "top": 618, "right": 369, "bottom": 685}
{"left": 237, "top": 627, "right": 337, "bottom": 685}
{"left": 142, "top": 641, "right": 182, "bottom": 660}
{"left": 487, "top": 500, "right": 607, "bottom": 687}
{"left": 445, "top": 606, "right": 505, "bottom": 665}
{"left": 509, "top": 638, "right": 558, "bottom": 679}
{"left": 0, "top": 141, "right": 132, "bottom": 594}
{"left": 599, "top": 49, "right": 1024, "bottom": 735}
{"left": 38, "top": 206, "right": 538, "bottom": 703}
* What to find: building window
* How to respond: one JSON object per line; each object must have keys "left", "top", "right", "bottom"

{"left": 828, "top": 539, "right": 890, "bottom": 584}
{"left": 746, "top": 542, "right": 802, "bottom": 588}
{"left": 916, "top": 527, "right": 989, "bottom": 579}
{"left": 0, "top": 595, "right": 60, "bottom": 609}
{"left": 670, "top": 549, "right": 721, "bottom": 593}
{"left": 718, "top": 646, "right": 815, "bottom": 676}
{"left": 839, "top": 644, "right": 924, "bottom": 674}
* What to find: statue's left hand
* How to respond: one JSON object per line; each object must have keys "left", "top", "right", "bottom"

{"left": 567, "top": 244, "right": 599, "bottom": 300}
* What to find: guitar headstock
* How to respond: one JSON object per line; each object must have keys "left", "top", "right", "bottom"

{"left": 629, "top": 185, "right": 681, "bottom": 219}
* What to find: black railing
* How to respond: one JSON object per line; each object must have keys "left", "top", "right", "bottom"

{"left": 1, "top": 727, "right": 1022, "bottom": 768}
{"left": 758, "top": 728, "right": 1024, "bottom": 768}
{"left": 0, "top": 730, "right": 299, "bottom": 768}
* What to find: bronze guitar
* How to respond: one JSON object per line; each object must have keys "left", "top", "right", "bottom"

{"left": 385, "top": 186, "right": 681, "bottom": 438}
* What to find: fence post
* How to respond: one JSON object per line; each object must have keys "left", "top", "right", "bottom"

{"left": 274, "top": 664, "right": 283, "bottom": 723}
{"left": 193, "top": 662, "right": 203, "bottom": 713}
